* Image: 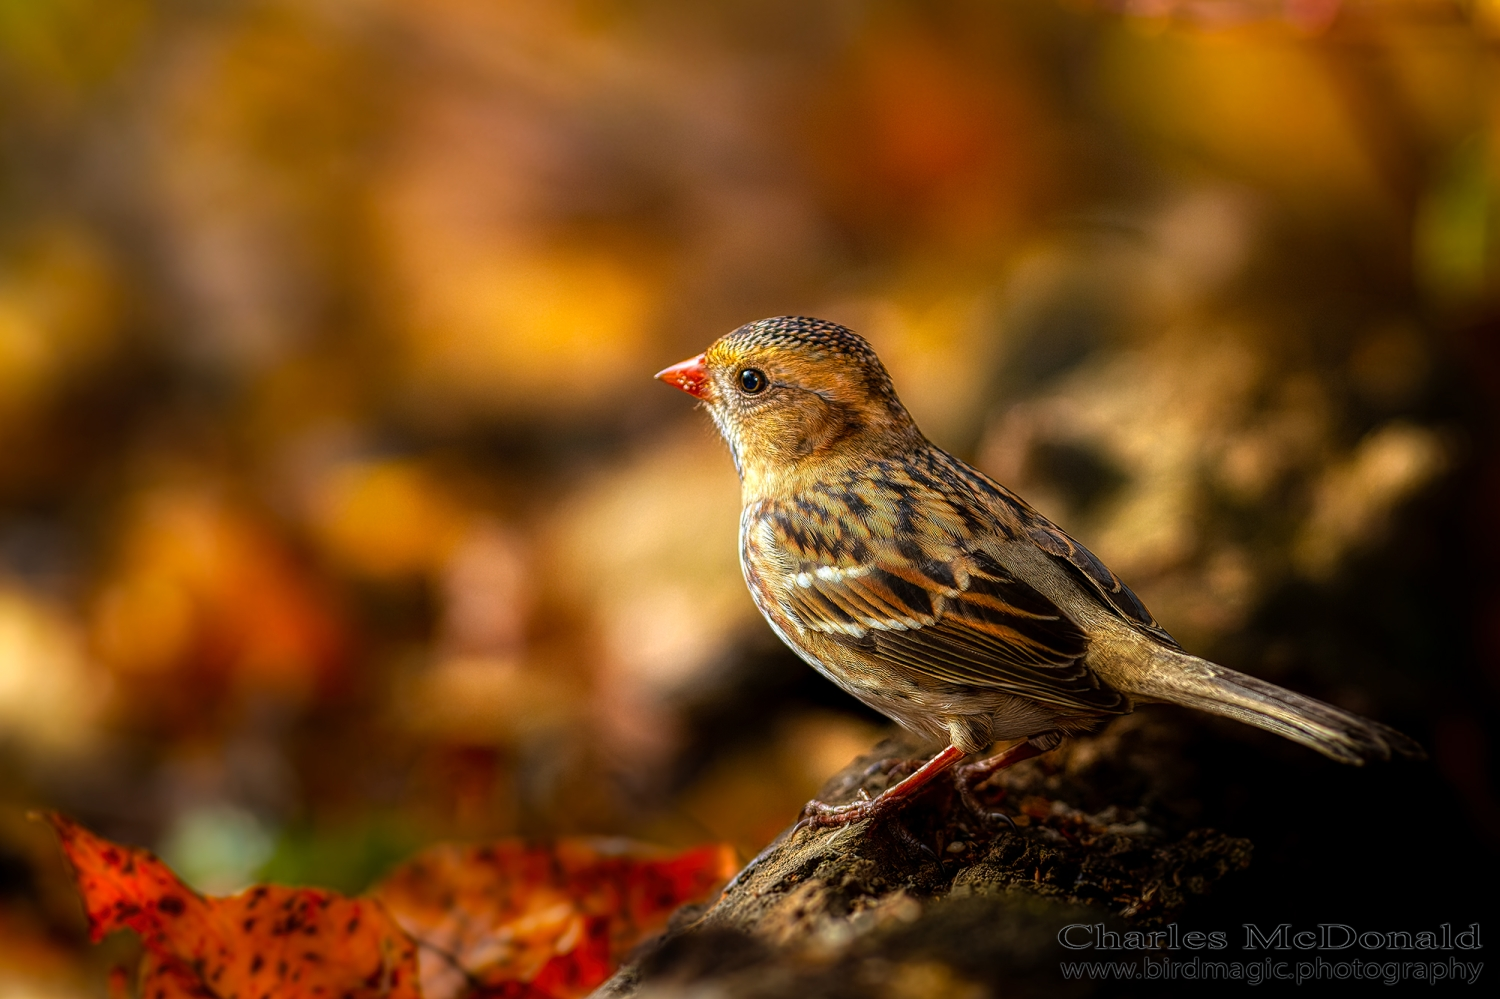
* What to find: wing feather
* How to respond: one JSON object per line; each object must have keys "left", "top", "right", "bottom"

{"left": 936, "top": 449, "right": 1180, "bottom": 648}
{"left": 784, "top": 554, "right": 1125, "bottom": 715}
{"left": 756, "top": 456, "right": 1137, "bottom": 719}
{"left": 1025, "top": 522, "right": 1180, "bottom": 648}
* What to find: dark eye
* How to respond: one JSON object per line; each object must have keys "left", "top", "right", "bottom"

{"left": 738, "top": 368, "right": 769, "bottom": 395}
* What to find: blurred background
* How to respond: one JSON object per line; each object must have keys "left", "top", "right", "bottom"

{"left": 3, "top": 0, "right": 1499, "bottom": 992}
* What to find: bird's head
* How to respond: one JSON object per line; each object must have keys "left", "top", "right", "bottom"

{"left": 655, "top": 316, "right": 922, "bottom": 493}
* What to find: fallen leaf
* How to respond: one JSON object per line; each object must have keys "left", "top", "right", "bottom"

{"left": 373, "top": 839, "right": 738, "bottom": 999}
{"left": 45, "top": 812, "right": 421, "bottom": 999}
{"left": 47, "top": 812, "right": 736, "bottom": 999}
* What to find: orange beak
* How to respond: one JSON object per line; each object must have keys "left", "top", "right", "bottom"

{"left": 654, "top": 353, "right": 711, "bottom": 399}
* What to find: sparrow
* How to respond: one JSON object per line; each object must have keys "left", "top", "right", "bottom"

{"left": 656, "top": 316, "right": 1422, "bottom": 827}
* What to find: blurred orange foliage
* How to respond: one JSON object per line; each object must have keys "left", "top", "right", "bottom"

{"left": 91, "top": 489, "right": 348, "bottom": 712}
{"left": 374, "top": 839, "right": 737, "bottom": 999}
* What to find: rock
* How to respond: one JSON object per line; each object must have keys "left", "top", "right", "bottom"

{"left": 595, "top": 716, "right": 1252, "bottom": 998}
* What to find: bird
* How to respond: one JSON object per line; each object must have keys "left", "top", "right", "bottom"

{"left": 655, "top": 316, "right": 1423, "bottom": 828}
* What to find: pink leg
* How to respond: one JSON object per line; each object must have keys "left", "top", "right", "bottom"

{"left": 956, "top": 739, "right": 1048, "bottom": 783}
{"left": 799, "top": 744, "right": 967, "bottom": 829}
{"left": 953, "top": 738, "right": 1056, "bottom": 824}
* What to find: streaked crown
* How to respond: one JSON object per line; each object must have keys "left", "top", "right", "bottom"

{"left": 710, "top": 316, "right": 899, "bottom": 403}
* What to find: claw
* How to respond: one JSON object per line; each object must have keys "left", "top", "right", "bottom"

{"left": 954, "top": 770, "right": 1017, "bottom": 830}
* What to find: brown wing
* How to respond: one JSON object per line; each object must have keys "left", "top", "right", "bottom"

{"left": 782, "top": 550, "right": 1127, "bottom": 716}
{"left": 1023, "top": 520, "right": 1181, "bottom": 649}
{"left": 935, "top": 450, "right": 1181, "bottom": 649}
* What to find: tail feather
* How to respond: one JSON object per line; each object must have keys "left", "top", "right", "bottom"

{"left": 1137, "top": 651, "right": 1424, "bottom": 765}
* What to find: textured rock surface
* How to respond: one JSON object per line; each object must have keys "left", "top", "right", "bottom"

{"left": 596, "top": 717, "right": 1253, "bottom": 999}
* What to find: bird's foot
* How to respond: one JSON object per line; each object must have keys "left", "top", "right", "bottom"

{"left": 794, "top": 790, "right": 937, "bottom": 858}
{"left": 794, "top": 788, "right": 891, "bottom": 831}
{"left": 793, "top": 744, "right": 966, "bottom": 840}
{"left": 953, "top": 771, "right": 1015, "bottom": 830}
{"left": 951, "top": 735, "right": 1059, "bottom": 829}
{"left": 792, "top": 738, "right": 966, "bottom": 846}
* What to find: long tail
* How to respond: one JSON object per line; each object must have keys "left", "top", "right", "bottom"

{"left": 1132, "top": 648, "right": 1424, "bottom": 765}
